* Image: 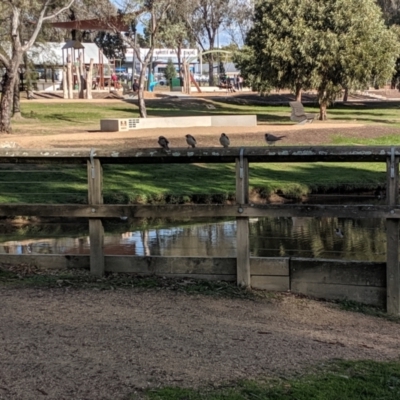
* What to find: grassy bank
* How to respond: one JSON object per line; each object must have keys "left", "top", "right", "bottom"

{"left": 143, "top": 360, "right": 400, "bottom": 400}
{"left": 0, "top": 161, "right": 386, "bottom": 203}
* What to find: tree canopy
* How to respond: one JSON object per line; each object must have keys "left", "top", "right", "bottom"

{"left": 236, "top": 0, "right": 400, "bottom": 119}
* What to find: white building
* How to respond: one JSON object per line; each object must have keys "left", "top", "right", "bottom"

{"left": 124, "top": 48, "right": 199, "bottom": 77}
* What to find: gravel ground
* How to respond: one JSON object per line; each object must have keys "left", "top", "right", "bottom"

{"left": 3, "top": 122, "right": 400, "bottom": 150}
{"left": 1, "top": 288, "right": 399, "bottom": 399}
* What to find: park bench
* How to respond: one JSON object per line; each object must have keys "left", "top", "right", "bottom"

{"left": 289, "top": 101, "right": 316, "bottom": 124}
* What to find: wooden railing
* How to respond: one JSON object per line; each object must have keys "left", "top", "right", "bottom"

{"left": 0, "top": 146, "right": 399, "bottom": 314}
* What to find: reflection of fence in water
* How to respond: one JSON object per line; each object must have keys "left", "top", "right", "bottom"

{"left": 0, "top": 147, "right": 399, "bottom": 314}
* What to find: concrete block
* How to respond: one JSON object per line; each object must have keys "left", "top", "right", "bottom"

{"left": 100, "top": 119, "right": 130, "bottom": 132}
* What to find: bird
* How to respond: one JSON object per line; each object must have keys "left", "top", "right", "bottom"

{"left": 158, "top": 136, "right": 169, "bottom": 150}
{"left": 335, "top": 228, "right": 344, "bottom": 238}
{"left": 219, "top": 133, "right": 230, "bottom": 148}
{"left": 265, "top": 133, "right": 286, "bottom": 146}
{"left": 185, "top": 134, "right": 197, "bottom": 148}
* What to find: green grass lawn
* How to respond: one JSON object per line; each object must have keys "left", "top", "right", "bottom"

{"left": 144, "top": 360, "right": 400, "bottom": 400}
{"left": 14, "top": 98, "right": 400, "bottom": 130}
{"left": 0, "top": 161, "right": 386, "bottom": 204}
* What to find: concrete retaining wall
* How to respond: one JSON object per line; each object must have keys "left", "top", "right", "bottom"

{"left": 0, "top": 254, "right": 385, "bottom": 306}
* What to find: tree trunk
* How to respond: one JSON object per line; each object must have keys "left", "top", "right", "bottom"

{"left": 62, "top": 66, "right": 68, "bottom": 99}
{"left": 343, "top": 87, "right": 349, "bottom": 102}
{"left": 177, "top": 43, "right": 182, "bottom": 86}
{"left": 67, "top": 56, "right": 73, "bottom": 99}
{"left": 12, "top": 76, "right": 22, "bottom": 119}
{"left": 0, "top": 85, "right": 14, "bottom": 133}
{"left": 138, "top": 62, "right": 148, "bottom": 118}
{"left": 319, "top": 103, "right": 327, "bottom": 121}
{"left": 0, "top": 63, "right": 18, "bottom": 133}
{"left": 78, "top": 52, "right": 85, "bottom": 99}
{"left": 86, "top": 59, "right": 93, "bottom": 100}
{"left": 208, "top": 53, "right": 214, "bottom": 86}
{"left": 295, "top": 85, "right": 302, "bottom": 102}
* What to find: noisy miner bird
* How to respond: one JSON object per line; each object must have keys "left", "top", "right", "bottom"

{"left": 265, "top": 133, "right": 286, "bottom": 146}
{"left": 158, "top": 136, "right": 170, "bottom": 150}
{"left": 185, "top": 134, "right": 197, "bottom": 148}
{"left": 219, "top": 133, "right": 230, "bottom": 148}
{"left": 335, "top": 228, "right": 344, "bottom": 238}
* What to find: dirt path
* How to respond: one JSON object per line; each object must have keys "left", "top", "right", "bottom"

{"left": 0, "top": 288, "right": 399, "bottom": 399}
{"left": 2, "top": 123, "right": 400, "bottom": 150}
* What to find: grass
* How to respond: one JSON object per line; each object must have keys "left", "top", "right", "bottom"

{"left": 337, "top": 299, "right": 400, "bottom": 323}
{"left": 143, "top": 360, "right": 400, "bottom": 400}
{"left": 0, "top": 265, "right": 259, "bottom": 300}
{"left": 0, "top": 161, "right": 387, "bottom": 204}
{"left": 332, "top": 134, "right": 400, "bottom": 145}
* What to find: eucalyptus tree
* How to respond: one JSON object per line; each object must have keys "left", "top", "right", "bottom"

{"left": 0, "top": 0, "right": 76, "bottom": 134}
{"left": 236, "top": 0, "right": 400, "bottom": 120}
{"left": 186, "top": 0, "right": 231, "bottom": 85}
{"left": 225, "top": 0, "right": 254, "bottom": 47}
{"left": 157, "top": 4, "right": 194, "bottom": 79}
{"left": 104, "top": 0, "right": 176, "bottom": 118}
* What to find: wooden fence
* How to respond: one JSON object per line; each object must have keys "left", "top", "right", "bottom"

{"left": 0, "top": 146, "right": 399, "bottom": 314}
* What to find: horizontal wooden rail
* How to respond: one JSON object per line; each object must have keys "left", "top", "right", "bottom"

{"left": 1, "top": 204, "right": 400, "bottom": 218}
{"left": 1, "top": 146, "right": 400, "bottom": 164}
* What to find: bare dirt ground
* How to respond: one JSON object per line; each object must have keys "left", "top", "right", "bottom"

{"left": 1, "top": 288, "right": 399, "bottom": 400}
{"left": 3, "top": 119, "right": 400, "bottom": 150}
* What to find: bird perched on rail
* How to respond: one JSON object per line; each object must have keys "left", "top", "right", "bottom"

{"left": 185, "top": 134, "right": 197, "bottom": 148}
{"left": 219, "top": 133, "right": 230, "bottom": 148}
{"left": 335, "top": 228, "right": 344, "bottom": 238}
{"left": 265, "top": 133, "right": 286, "bottom": 146}
{"left": 158, "top": 136, "right": 170, "bottom": 150}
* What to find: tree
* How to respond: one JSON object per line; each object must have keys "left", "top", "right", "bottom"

{"left": 236, "top": 0, "right": 400, "bottom": 119}
{"left": 105, "top": 0, "right": 176, "bottom": 118}
{"left": 186, "top": 0, "right": 231, "bottom": 85}
{"left": 165, "top": 58, "right": 177, "bottom": 81}
{"left": 224, "top": 0, "right": 254, "bottom": 47}
{"left": 95, "top": 31, "right": 127, "bottom": 63}
{"left": 0, "top": 0, "right": 76, "bottom": 133}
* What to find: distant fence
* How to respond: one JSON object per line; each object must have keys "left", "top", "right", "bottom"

{"left": 0, "top": 146, "right": 398, "bottom": 314}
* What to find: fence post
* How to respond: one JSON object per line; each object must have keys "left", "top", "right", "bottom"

{"left": 386, "top": 150, "right": 400, "bottom": 315}
{"left": 236, "top": 150, "right": 250, "bottom": 287}
{"left": 88, "top": 151, "right": 104, "bottom": 277}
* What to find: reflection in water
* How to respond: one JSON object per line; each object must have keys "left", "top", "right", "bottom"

{"left": 0, "top": 218, "right": 388, "bottom": 262}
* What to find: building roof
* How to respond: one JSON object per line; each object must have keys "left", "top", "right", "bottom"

{"left": 28, "top": 42, "right": 109, "bottom": 66}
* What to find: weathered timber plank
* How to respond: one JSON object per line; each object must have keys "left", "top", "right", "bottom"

{"left": 386, "top": 156, "right": 400, "bottom": 315}
{"left": 171, "top": 257, "right": 236, "bottom": 274}
{"left": 1, "top": 204, "right": 400, "bottom": 219}
{"left": 236, "top": 156, "right": 250, "bottom": 288}
{"left": 0, "top": 146, "right": 399, "bottom": 164}
{"left": 251, "top": 276, "right": 290, "bottom": 291}
{"left": 0, "top": 254, "right": 89, "bottom": 270}
{"left": 291, "top": 258, "right": 386, "bottom": 287}
{"left": 88, "top": 158, "right": 104, "bottom": 276}
{"left": 89, "top": 219, "right": 104, "bottom": 277}
{"left": 291, "top": 281, "right": 386, "bottom": 307}
{"left": 251, "top": 258, "right": 289, "bottom": 276}
{"left": 87, "top": 159, "right": 103, "bottom": 205}
{"left": 386, "top": 220, "right": 400, "bottom": 315}
{"left": 105, "top": 256, "right": 236, "bottom": 274}
{"left": 146, "top": 273, "right": 236, "bottom": 281}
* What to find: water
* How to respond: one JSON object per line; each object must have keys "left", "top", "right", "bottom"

{"left": 0, "top": 217, "right": 387, "bottom": 262}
